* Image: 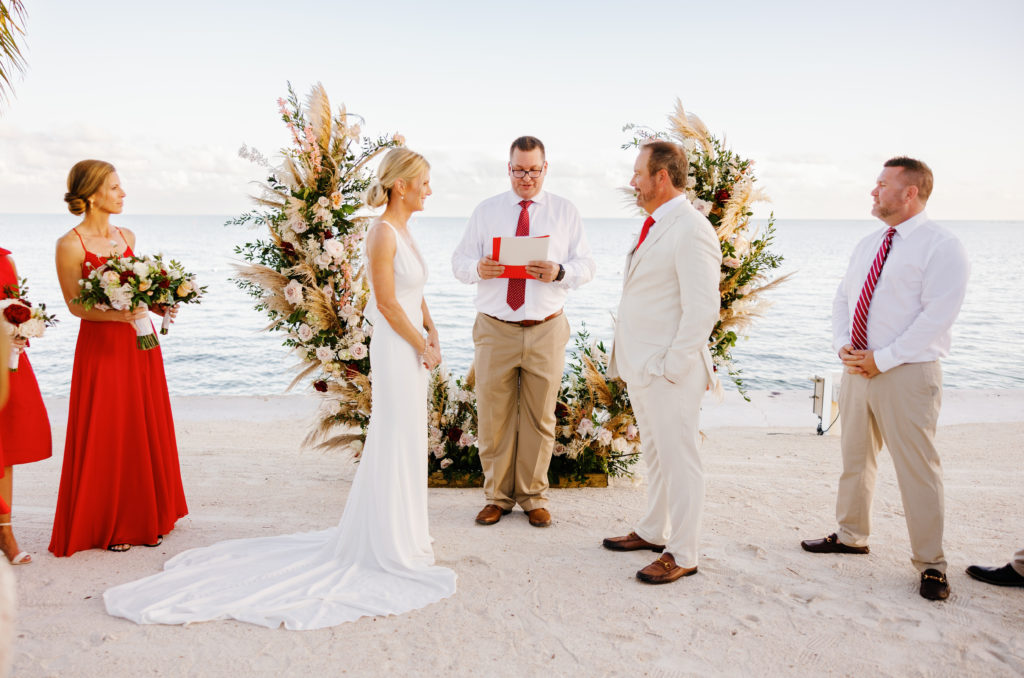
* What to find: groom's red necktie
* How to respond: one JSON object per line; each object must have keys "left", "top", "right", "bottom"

{"left": 635, "top": 216, "right": 655, "bottom": 250}
{"left": 850, "top": 226, "right": 897, "bottom": 350}
{"left": 506, "top": 200, "right": 533, "bottom": 311}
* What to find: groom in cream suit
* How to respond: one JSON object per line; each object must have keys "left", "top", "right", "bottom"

{"left": 604, "top": 141, "right": 721, "bottom": 584}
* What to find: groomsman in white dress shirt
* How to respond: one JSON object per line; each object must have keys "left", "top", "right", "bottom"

{"left": 801, "top": 157, "right": 970, "bottom": 602}
{"left": 452, "top": 136, "right": 595, "bottom": 528}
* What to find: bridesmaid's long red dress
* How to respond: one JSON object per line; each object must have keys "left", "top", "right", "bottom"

{"left": 0, "top": 248, "right": 52, "bottom": 516}
{"left": 49, "top": 233, "right": 188, "bottom": 556}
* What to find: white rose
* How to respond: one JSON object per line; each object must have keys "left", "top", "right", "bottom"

{"left": 316, "top": 346, "right": 334, "bottom": 362}
{"left": 611, "top": 437, "right": 628, "bottom": 453}
{"left": 432, "top": 444, "right": 446, "bottom": 459}
{"left": 283, "top": 280, "right": 304, "bottom": 305}
{"left": 458, "top": 433, "right": 476, "bottom": 448}
{"left": 324, "top": 238, "right": 345, "bottom": 260}
{"left": 18, "top": 317, "right": 46, "bottom": 338}
{"left": 290, "top": 218, "right": 309, "bottom": 234}
{"left": 553, "top": 443, "right": 567, "bottom": 457}
{"left": 692, "top": 198, "right": 713, "bottom": 216}
{"left": 350, "top": 343, "right": 368, "bottom": 359}
{"left": 297, "top": 324, "right": 314, "bottom": 342}
{"left": 317, "top": 196, "right": 330, "bottom": 208}
{"left": 439, "top": 458, "right": 453, "bottom": 469}
{"left": 132, "top": 261, "right": 150, "bottom": 277}
{"left": 597, "top": 428, "right": 613, "bottom": 446}
{"left": 101, "top": 270, "right": 119, "bottom": 285}
{"left": 576, "top": 418, "right": 595, "bottom": 437}
{"left": 315, "top": 252, "right": 331, "bottom": 269}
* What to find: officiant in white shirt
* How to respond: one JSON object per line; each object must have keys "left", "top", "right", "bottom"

{"left": 452, "top": 136, "right": 595, "bottom": 528}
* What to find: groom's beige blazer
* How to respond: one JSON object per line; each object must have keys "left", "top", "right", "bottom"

{"left": 608, "top": 198, "right": 721, "bottom": 388}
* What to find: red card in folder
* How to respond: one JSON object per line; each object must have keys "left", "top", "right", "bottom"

{"left": 491, "top": 235, "right": 550, "bottom": 279}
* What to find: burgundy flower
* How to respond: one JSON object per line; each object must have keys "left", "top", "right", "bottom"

{"left": 158, "top": 280, "right": 170, "bottom": 289}
{"left": 323, "top": 230, "right": 334, "bottom": 239}
{"left": 445, "top": 427, "right": 463, "bottom": 443}
{"left": 554, "top": 402, "right": 569, "bottom": 418}
{"left": 119, "top": 270, "right": 135, "bottom": 284}
{"left": 715, "top": 189, "right": 731, "bottom": 203}
{"left": 313, "top": 380, "right": 328, "bottom": 392}
{"left": 2, "top": 304, "right": 30, "bottom": 325}
{"left": 282, "top": 242, "right": 296, "bottom": 255}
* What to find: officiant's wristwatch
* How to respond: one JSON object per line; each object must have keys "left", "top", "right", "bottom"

{"left": 554, "top": 264, "right": 565, "bottom": 282}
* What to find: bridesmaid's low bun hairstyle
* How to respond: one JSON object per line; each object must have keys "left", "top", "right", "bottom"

{"left": 65, "top": 159, "right": 116, "bottom": 215}
{"left": 364, "top": 148, "right": 429, "bottom": 209}
{"left": 64, "top": 192, "right": 88, "bottom": 216}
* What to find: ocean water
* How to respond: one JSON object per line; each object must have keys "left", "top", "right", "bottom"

{"left": 2, "top": 214, "right": 1021, "bottom": 397}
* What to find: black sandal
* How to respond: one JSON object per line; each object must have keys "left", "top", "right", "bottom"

{"left": 144, "top": 535, "right": 163, "bottom": 547}
{"left": 107, "top": 543, "right": 131, "bottom": 552}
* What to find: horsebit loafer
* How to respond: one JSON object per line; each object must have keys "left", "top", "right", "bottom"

{"left": 636, "top": 553, "right": 697, "bottom": 584}
{"left": 800, "top": 533, "right": 870, "bottom": 555}
{"left": 920, "top": 568, "right": 950, "bottom": 601}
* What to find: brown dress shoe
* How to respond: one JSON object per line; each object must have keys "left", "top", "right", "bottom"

{"left": 800, "top": 533, "right": 870, "bottom": 554}
{"left": 636, "top": 553, "right": 697, "bottom": 584}
{"left": 526, "top": 508, "right": 551, "bottom": 527}
{"left": 920, "top": 569, "right": 950, "bottom": 601}
{"left": 475, "top": 504, "right": 511, "bottom": 525}
{"left": 603, "top": 532, "right": 665, "bottom": 553}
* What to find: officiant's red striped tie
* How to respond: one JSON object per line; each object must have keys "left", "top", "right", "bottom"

{"left": 506, "top": 200, "right": 533, "bottom": 311}
{"left": 851, "top": 226, "right": 897, "bottom": 350}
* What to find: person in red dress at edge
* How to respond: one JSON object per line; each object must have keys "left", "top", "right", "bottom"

{"left": 0, "top": 248, "right": 54, "bottom": 565}
{"left": 49, "top": 159, "right": 188, "bottom": 556}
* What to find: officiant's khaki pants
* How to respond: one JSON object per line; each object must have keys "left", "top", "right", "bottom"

{"left": 473, "top": 312, "right": 570, "bottom": 511}
{"left": 836, "top": 361, "right": 946, "bottom": 572}
{"left": 1014, "top": 547, "right": 1024, "bottom": 577}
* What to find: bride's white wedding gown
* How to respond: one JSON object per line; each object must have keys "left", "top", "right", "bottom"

{"left": 104, "top": 221, "right": 456, "bottom": 630}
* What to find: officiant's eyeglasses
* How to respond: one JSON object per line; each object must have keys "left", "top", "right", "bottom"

{"left": 510, "top": 168, "right": 544, "bottom": 178}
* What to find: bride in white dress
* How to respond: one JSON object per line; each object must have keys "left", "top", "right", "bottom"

{"left": 104, "top": 148, "right": 456, "bottom": 630}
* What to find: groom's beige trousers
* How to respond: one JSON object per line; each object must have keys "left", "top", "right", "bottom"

{"left": 629, "top": 365, "right": 708, "bottom": 569}
{"left": 836, "top": 361, "right": 946, "bottom": 572}
{"left": 473, "top": 312, "right": 570, "bottom": 511}
{"left": 1014, "top": 547, "right": 1024, "bottom": 577}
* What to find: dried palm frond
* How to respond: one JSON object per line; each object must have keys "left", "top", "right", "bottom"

{"left": 307, "top": 432, "right": 364, "bottom": 453}
{"left": 288, "top": 261, "right": 320, "bottom": 287}
{"left": 304, "top": 286, "right": 342, "bottom": 333}
{"left": 232, "top": 263, "right": 290, "bottom": 292}
{"left": 306, "top": 82, "right": 333, "bottom": 153}
{"left": 285, "top": 360, "right": 319, "bottom": 392}
{"left": 582, "top": 355, "right": 613, "bottom": 407}
{"left": 667, "top": 99, "right": 713, "bottom": 157}
{"left": 465, "top": 363, "right": 476, "bottom": 390}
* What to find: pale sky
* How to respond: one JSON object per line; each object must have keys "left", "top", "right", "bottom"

{"left": 1, "top": 0, "right": 1021, "bottom": 220}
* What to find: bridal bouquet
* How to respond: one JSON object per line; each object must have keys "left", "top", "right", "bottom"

{"left": 74, "top": 254, "right": 170, "bottom": 349}
{"left": 0, "top": 278, "right": 59, "bottom": 371}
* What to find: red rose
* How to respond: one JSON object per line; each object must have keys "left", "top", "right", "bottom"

{"left": 715, "top": 189, "right": 731, "bottom": 203}
{"left": 3, "top": 304, "right": 31, "bottom": 325}
{"left": 313, "top": 380, "right": 328, "bottom": 392}
{"left": 158, "top": 280, "right": 170, "bottom": 289}
{"left": 445, "top": 427, "right": 463, "bottom": 442}
{"left": 119, "top": 270, "right": 135, "bottom": 284}
{"left": 554, "top": 402, "right": 569, "bottom": 418}
{"left": 323, "top": 230, "right": 334, "bottom": 239}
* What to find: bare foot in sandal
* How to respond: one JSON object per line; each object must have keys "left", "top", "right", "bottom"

{"left": 0, "top": 522, "right": 31, "bottom": 565}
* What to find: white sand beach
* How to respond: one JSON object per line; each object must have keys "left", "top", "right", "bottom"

{"left": 6, "top": 391, "right": 1024, "bottom": 677}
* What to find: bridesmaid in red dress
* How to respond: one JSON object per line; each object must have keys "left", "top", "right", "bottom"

{"left": 49, "top": 159, "right": 188, "bottom": 556}
{"left": 0, "top": 248, "right": 53, "bottom": 565}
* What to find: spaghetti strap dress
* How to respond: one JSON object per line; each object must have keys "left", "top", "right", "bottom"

{"left": 48, "top": 229, "right": 188, "bottom": 557}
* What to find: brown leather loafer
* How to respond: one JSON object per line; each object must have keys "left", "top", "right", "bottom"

{"left": 920, "top": 569, "right": 950, "bottom": 601}
{"left": 636, "top": 553, "right": 697, "bottom": 584}
{"left": 800, "top": 533, "right": 870, "bottom": 554}
{"left": 526, "top": 507, "right": 551, "bottom": 527}
{"left": 603, "top": 532, "right": 665, "bottom": 553}
{"left": 475, "top": 504, "right": 512, "bottom": 525}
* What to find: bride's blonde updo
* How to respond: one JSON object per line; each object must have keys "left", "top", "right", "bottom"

{"left": 364, "top": 148, "right": 430, "bottom": 208}
{"left": 64, "top": 159, "right": 116, "bottom": 215}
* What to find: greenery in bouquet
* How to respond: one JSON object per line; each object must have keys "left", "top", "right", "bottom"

{"left": 623, "top": 100, "right": 790, "bottom": 398}
{"left": 73, "top": 253, "right": 174, "bottom": 349}
{"left": 231, "top": 82, "right": 403, "bottom": 449}
{"left": 1, "top": 277, "right": 59, "bottom": 370}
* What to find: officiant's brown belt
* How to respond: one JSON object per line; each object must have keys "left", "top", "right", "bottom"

{"left": 485, "top": 309, "right": 563, "bottom": 328}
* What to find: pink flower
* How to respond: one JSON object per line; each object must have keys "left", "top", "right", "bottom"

{"left": 723, "top": 256, "right": 742, "bottom": 269}
{"left": 458, "top": 432, "right": 476, "bottom": 448}
{"left": 626, "top": 424, "right": 638, "bottom": 440}
{"left": 597, "top": 428, "right": 613, "bottom": 446}
{"left": 350, "top": 343, "right": 368, "bottom": 359}
{"left": 440, "top": 458, "right": 453, "bottom": 469}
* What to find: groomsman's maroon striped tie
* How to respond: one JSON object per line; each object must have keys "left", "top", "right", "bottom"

{"left": 850, "top": 227, "right": 897, "bottom": 350}
{"left": 506, "top": 200, "right": 533, "bottom": 311}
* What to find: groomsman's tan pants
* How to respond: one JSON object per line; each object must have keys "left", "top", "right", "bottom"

{"left": 1013, "top": 547, "right": 1024, "bottom": 577}
{"left": 836, "top": 361, "right": 946, "bottom": 572}
{"left": 473, "top": 312, "right": 570, "bottom": 512}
